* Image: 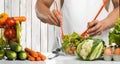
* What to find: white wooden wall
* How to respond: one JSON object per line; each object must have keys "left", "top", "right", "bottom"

{"left": 0, "top": 0, "right": 61, "bottom": 52}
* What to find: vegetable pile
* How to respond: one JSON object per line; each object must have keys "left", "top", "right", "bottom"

{"left": 75, "top": 38, "right": 105, "bottom": 61}
{"left": 0, "top": 13, "right": 26, "bottom": 45}
{"left": 0, "top": 42, "right": 27, "bottom": 60}
{"left": 0, "top": 43, "right": 46, "bottom": 61}
{"left": 62, "top": 32, "right": 83, "bottom": 55}
{"left": 62, "top": 32, "right": 105, "bottom": 61}
{"left": 0, "top": 12, "right": 25, "bottom": 50}
{"left": 0, "top": 12, "right": 27, "bottom": 60}
{"left": 109, "top": 18, "right": 120, "bottom": 47}
{"left": 0, "top": 13, "right": 46, "bottom": 61}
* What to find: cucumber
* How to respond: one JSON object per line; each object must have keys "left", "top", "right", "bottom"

{"left": 16, "top": 21, "right": 21, "bottom": 44}
{"left": 10, "top": 42, "right": 22, "bottom": 52}
{"left": 0, "top": 48, "right": 5, "bottom": 60}
{"left": 18, "top": 51, "right": 27, "bottom": 60}
{"left": 6, "top": 50, "right": 17, "bottom": 60}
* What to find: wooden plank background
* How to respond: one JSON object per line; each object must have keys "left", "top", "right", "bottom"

{"left": 0, "top": 0, "right": 61, "bottom": 52}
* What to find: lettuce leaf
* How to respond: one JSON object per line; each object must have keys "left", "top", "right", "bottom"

{"left": 109, "top": 18, "right": 120, "bottom": 47}
{"left": 62, "top": 32, "right": 83, "bottom": 54}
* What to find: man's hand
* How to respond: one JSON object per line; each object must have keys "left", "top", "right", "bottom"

{"left": 47, "top": 10, "right": 62, "bottom": 26}
{"left": 87, "top": 0, "right": 119, "bottom": 37}
{"left": 36, "top": 0, "right": 62, "bottom": 26}
{"left": 87, "top": 20, "right": 107, "bottom": 37}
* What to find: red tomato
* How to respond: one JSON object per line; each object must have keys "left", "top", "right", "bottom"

{"left": 6, "top": 18, "right": 16, "bottom": 26}
{"left": 4, "top": 28, "right": 16, "bottom": 39}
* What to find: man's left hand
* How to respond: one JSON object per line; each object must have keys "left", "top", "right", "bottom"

{"left": 87, "top": 20, "right": 107, "bottom": 37}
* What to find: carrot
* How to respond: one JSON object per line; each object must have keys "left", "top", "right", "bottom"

{"left": 35, "top": 57, "right": 41, "bottom": 61}
{"left": 25, "top": 48, "right": 38, "bottom": 57}
{"left": 13, "top": 16, "right": 26, "bottom": 22}
{"left": 37, "top": 52, "right": 42, "bottom": 57}
{"left": 81, "top": 29, "right": 88, "bottom": 37}
{"left": 0, "top": 16, "right": 26, "bottom": 24}
{"left": 80, "top": 0, "right": 108, "bottom": 37}
{"left": 37, "top": 52, "right": 46, "bottom": 61}
{"left": 41, "top": 55, "right": 46, "bottom": 61}
{"left": 28, "top": 54, "right": 35, "bottom": 61}
{"left": 54, "top": 0, "right": 64, "bottom": 39}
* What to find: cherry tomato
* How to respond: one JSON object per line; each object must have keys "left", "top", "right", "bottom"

{"left": 4, "top": 28, "right": 16, "bottom": 39}
{"left": 6, "top": 18, "right": 16, "bottom": 26}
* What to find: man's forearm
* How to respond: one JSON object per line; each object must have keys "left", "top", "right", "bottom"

{"left": 104, "top": 7, "right": 119, "bottom": 29}
{"left": 36, "top": 0, "right": 54, "bottom": 21}
{"left": 36, "top": 1, "right": 49, "bottom": 17}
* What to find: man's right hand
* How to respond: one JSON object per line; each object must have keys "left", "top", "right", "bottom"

{"left": 36, "top": 0, "right": 62, "bottom": 27}
{"left": 47, "top": 10, "right": 62, "bottom": 26}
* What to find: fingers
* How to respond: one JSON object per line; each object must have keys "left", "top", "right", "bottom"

{"left": 47, "top": 10, "right": 62, "bottom": 26}
{"left": 52, "top": 10, "right": 62, "bottom": 26}
{"left": 88, "top": 29, "right": 102, "bottom": 37}
{"left": 56, "top": 10, "right": 63, "bottom": 16}
{"left": 97, "top": 31, "right": 102, "bottom": 35}
{"left": 88, "top": 22, "right": 101, "bottom": 33}
{"left": 87, "top": 20, "right": 103, "bottom": 37}
{"left": 87, "top": 20, "right": 98, "bottom": 28}
{"left": 48, "top": 11, "right": 58, "bottom": 26}
{"left": 47, "top": 15, "right": 57, "bottom": 25}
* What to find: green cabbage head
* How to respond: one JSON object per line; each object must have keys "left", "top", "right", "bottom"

{"left": 75, "top": 38, "right": 105, "bottom": 61}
